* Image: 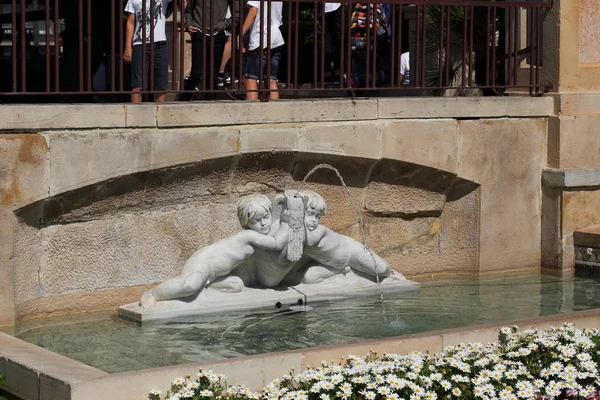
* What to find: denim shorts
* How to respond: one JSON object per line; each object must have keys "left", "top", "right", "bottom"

{"left": 243, "top": 45, "right": 283, "bottom": 81}
{"left": 131, "top": 41, "right": 169, "bottom": 90}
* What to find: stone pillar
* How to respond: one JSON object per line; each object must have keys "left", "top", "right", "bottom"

{"left": 539, "top": 0, "right": 600, "bottom": 271}
{"left": 0, "top": 135, "right": 49, "bottom": 327}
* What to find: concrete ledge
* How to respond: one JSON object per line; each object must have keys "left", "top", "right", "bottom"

{"left": 542, "top": 168, "right": 600, "bottom": 189}
{"left": 37, "top": 120, "right": 467, "bottom": 198}
{"left": 0, "top": 97, "right": 554, "bottom": 132}
{"left": 559, "top": 92, "right": 600, "bottom": 116}
{"left": 3, "top": 310, "right": 600, "bottom": 400}
{"left": 0, "top": 332, "right": 108, "bottom": 400}
{"left": 156, "top": 99, "right": 379, "bottom": 127}
{"left": 378, "top": 96, "right": 555, "bottom": 119}
{"left": 574, "top": 224, "right": 600, "bottom": 248}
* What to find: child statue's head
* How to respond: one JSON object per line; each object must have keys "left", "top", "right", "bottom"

{"left": 300, "top": 190, "right": 326, "bottom": 232}
{"left": 237, "top": 194, "right": 273, "bottom": 234}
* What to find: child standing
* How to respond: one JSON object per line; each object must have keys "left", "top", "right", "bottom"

{"left": 241, "top": 0, "right": 284, "bottom": 100}
{"left": 180, "top": 0, "right": 231, "bottom": 100}
{"left": 124, "top": 0, "right": 172, "bottom": 103}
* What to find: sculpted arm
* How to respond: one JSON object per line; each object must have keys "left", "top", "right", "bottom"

{"left": 244, "top": 229, "right": 288, "bottom": 252}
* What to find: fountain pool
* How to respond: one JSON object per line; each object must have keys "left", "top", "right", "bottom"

{"left": 5, "top": 270, "right": 600, "bottom": 374}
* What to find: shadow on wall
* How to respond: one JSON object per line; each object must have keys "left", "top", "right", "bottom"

{"left": 16, "top": 153, "right": 478, "bottom": 226}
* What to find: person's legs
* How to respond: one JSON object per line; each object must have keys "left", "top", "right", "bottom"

{"left": 130, "top": 45, "right": 143, "bottom": 103}
{"left": 266, "top": 46, "right": 282, "bottom": 100}
{"left": 219, "top": 36, "right": 232, "bottom": 74}
{"left": 180, "top": 33, "right": 204, "bottom": 100}
{"left": 153, "top": 41, "right": 169, "bottom": 102}
{"left": 217, "top": 36, "right": 232, "bottom": 89}
{"left": 268, "top": 79, "right": 279, "bottom": 100}
{"left": 213, "top": 33, "right": 226, "bottom": 90}
{"left": 131, "top": 88, "right": 142, "bottom": 103}
{"left": 202, "top": 33, "right": 226, "bottom": 99}
{"left": 244, "top": 50, "right": 260, "bottom": 100}
{"left": 244, "top": 78, "right": 259, "bottom": 100}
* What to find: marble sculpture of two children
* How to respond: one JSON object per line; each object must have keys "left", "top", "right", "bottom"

{"left": 140, "top": 190, "right": 395, "bottom": 308}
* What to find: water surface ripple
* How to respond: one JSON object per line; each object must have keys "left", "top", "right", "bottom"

{"left": 10, "top": 271, "right": 600, "bottom": 373}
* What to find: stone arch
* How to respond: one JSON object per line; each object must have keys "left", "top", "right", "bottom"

{"left": 12, "top": 151, "right": 479, "bottom": 321}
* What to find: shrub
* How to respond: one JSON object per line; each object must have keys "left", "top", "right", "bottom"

{"left": 150, "top": 324, "right": 600, "bottom": 400}
{"left": 0, "top": 374, "right": 7, "bottom": 400}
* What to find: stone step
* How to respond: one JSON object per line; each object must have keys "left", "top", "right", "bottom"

{"left": 574, "top": 224, "right": 600, "bottom": 275}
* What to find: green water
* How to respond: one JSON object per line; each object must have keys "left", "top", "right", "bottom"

{"left": 9, "top": 271, "right": 600, "bottom": 373}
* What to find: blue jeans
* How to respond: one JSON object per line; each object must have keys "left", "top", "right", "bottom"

{"left": 243, "top": 45, "right": 283, "bottom": 81}
{"left": 131, "top": 41, "right": 168, "bottom": 90}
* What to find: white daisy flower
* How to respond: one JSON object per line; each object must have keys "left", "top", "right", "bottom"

{"left": 171, "top": 377, "right": 185, "bottom": 386}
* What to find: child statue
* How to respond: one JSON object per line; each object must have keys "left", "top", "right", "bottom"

{"left": 139, "top": 194, "right": 290, "bottom": 308}
{"left": 299, "top": 190, "right": 392, "bottom": 284}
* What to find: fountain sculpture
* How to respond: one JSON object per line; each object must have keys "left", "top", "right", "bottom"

{"left": 119, "top": 171, "right": 418, "bottom": 323}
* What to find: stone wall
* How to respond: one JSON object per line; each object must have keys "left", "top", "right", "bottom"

{"left": 0, "top": 98, "right": 553, "bottom": 324}
{"left": 542, "top": 93, "right": 600, "bottom": 269}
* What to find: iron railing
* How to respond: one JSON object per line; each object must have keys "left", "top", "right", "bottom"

{"left": 0, "top": 0, "right": 552, "bottom": 102}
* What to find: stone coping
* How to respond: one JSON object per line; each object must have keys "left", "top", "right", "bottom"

{"left": 1, "top": 309, "right": 600, "bottom": 400}
{"left": 542, "top": 168, "right": 600, "bottom": 189}
{"left": 574, "top": 224, "right": 600, "bottom": 248}
{"left": 0, "top": 97, "right": 554, "bottom": 131}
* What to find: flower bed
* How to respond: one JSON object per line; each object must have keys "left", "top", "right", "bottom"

{"left": 149, "top": 324, "right": 600, "bottom": 400}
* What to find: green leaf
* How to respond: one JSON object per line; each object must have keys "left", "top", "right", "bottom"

{"left": 0, "top": 374, "right": 7, "bottom": 400}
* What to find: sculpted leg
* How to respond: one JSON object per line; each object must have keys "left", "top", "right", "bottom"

{"left": 140, "top": 275, "right": 186, "bottom": 308}
{"left": 181, "top": 271, "right": 210, "bottom": 296}
{"left": 207, "top": 275, "right": 244, "bottom": 293}
{"left": 139, "top": 271, "right": 210, "bottom": 308}
{"left": 302, "top": 265, "right": 343, "bottom": 284}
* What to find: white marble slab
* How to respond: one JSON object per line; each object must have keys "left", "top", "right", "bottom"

{"left": 118, "top": 271, "right": 419, "bottom": 324}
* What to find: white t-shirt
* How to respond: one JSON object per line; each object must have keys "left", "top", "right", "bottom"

{"left": 324, "top": 3, "right": 341, "bottom": 13}
{"left": 400, "top": 52, "right": 410, "bottom": 84}
{"left": 125, "top": 0, "right": 171, "bottom": 46}
{"left": 247, "top": 1, "right": 284, "bottom": 51}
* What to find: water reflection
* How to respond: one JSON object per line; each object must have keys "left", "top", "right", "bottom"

{"left": 11, "top": 271, "right": 600, "bottom": 373}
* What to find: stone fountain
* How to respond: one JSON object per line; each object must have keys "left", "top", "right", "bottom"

{"left": 119, "top": 166, "right": 418, "bottom": 323}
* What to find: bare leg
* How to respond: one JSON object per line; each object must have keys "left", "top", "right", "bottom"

{"left": 140, "top": 271, "right": 210, "bottom": 308}
{"left": 154, "top": 91, "right": 166, "bottom": 102}
{"left": 219, "top": 36, "right": 232, "bottom": 73}
{"left": 131, "top": 88, "right": 142, "bottom": 103}
{"left": 269, "top": 79, "right": 279, "bottom": 100}
{"left": 208, "top": 275, "right": 244, "bottom": 292}
{"left": 245, "top": 78, "right": 258, "bottom": 100}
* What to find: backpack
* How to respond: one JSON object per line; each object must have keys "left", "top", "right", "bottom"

{"left": 350, "top": 3, "right": 388, "bottom": 57}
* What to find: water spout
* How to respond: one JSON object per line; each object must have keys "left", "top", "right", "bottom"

{"left": 296, "top": 163, "right": 385, "bottom": 302}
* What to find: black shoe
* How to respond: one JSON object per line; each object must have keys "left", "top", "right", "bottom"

{"left": 217, "top": 73, "right": 225, "bottom": 89}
